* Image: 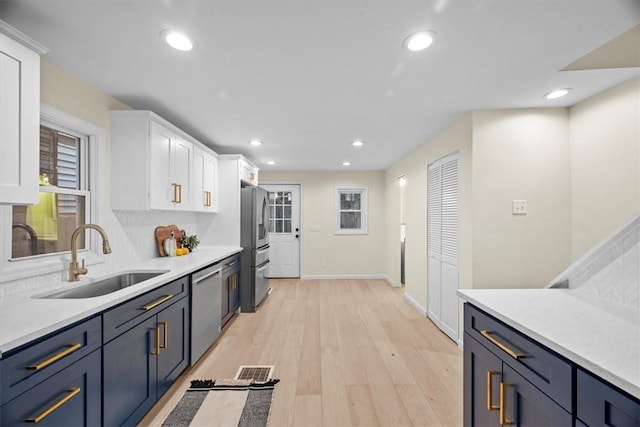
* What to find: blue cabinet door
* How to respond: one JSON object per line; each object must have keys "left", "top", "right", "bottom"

{"left": 577, "top": 369, "right": 640, "bottom": 426}
{"left": 464, "top": 333, "right": 502, "bottom": 427}
{"left": 103, "top": 315, "right": 158, "bottom": 427}
{"left": 0, "top": 350, "right": 101, "bottom": 427}
{"left": 157, "top": 297, "right": 190, "bottom": 398}
{"left": 230, "top": 268, "right": 240, "bottom": 314}
{"left": 501, "top": 364, "right": 572, "bottom": 426}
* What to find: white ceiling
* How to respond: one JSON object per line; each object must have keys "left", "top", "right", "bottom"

{"left": 2, "top": 0, "right": 639, "bottom": 171}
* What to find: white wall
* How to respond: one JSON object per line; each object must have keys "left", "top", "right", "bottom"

{"left": 259, "top": 170, "right": 387, "bottom": 278}
{"left": 569, "top": 76, "right": 640, "bottom": 260}
{"left": 471, "top": 109, "right": 572, "bottom": 289}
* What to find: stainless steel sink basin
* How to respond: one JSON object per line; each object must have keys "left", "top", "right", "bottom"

{"left": 39, "top": 270, "right": 169, "bottom": 299}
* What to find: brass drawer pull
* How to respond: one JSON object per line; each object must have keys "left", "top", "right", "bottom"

{"left": 27, "top": 343, "right": 83, "bottom": 371}
{"left": 480, "top": 330, "right": 525, "bottom": 359}
{"left": 499, "top": 382, "right": 514, "bottom": 425}
{"left": 177, "top": 184, "right": 182, "bottom": 203}
{"left": 487, "top": 371, "right": 500, "bottom": 411}
{"left": 151, "top": 326, "right": 160, "bottom": 355}
{"left": 141, "top": 294, "right": 174, "bottom": 311}
{"left": 26, "top": 387, "right": 81, "bottom": 423}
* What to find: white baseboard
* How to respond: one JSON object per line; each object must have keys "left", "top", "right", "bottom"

{"left": 301, "top": 274, "right": 395, "bottom": 286}
{"left": 403, "top": 292, "right": 427, "bottom": 317}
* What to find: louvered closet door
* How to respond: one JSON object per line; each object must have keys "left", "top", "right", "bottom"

{"left": 427, "top": 152, "right": 459, "bottom": 342}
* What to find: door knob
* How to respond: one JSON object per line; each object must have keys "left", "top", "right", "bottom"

{"left": 296, "top": 234, "right": 299, "bottom": 239}
{"left": 295, "top": 228, "right": 299, "bottom": 232}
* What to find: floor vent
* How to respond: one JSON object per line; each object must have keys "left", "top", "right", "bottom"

{"left": 234, "top": 365, "right": 274, "bottom": 382}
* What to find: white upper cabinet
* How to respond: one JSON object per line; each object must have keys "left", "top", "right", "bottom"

{"left": 239, "top": 158, "right": 259, "bottom": 186}
{"left": 0, "top": 21, "right": 48, "bottom": 205}
{"left": 148, "top": 121, "right": 193, "bottom": 211}
{"left": 111, "top": 111, "right": 212, "bottom": 212}
{"left": 193, "top": 146, "right": 218, "bottom": 213}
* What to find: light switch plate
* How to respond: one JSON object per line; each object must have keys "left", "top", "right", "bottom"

{"left": 513, "top": 200, "right": 527, "bottom": 215}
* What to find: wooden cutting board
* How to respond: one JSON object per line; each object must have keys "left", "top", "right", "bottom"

{"left": 154, "top": 225, "right": 185, "bottom": 257}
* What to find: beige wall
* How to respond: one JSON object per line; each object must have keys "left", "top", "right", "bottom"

{"left": 471, "top": 109, "right": 572, "bottom": 289}
{"left": 260, "top": 171, "right": 387, "bottom": 277}
{"left": 569, "top": 76, "right": 640, "bottom": 260}
{"left": 41, "top": 60, "right": 130, "bottom": 130}
{"left": 384, "top": 114, "right": 473, "bottom": 309}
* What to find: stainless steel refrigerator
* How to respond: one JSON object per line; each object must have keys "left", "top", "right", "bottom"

{"left": 240, "top": 185, "right": 270, "bottom": 312}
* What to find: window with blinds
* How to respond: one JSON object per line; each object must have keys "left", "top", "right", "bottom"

{"left": 11, "top": 125, "right": 89, "bottom": 259}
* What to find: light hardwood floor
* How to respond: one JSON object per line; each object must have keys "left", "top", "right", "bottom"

{"left": 139, "top": 279, "right": 463, "bottom": 426}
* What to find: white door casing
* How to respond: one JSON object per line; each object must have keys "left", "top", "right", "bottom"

{"left": 427, "top": 152, "right": 459, "bottom": 342}
{"left": 263, "top": 184, "right": 301, "bottom": 278}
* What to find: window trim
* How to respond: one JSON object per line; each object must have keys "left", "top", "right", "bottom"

{"left": 334, "top": 187, "right": 368, "bottom": 235}
{"left": 0, "top": 104, "right": 105, "bottom": 283}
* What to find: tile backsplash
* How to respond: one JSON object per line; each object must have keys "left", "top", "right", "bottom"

{"left": 1, "top": 209, "right": 200, "bottom": 296}
{"left": 563, "top": 214, "right": 640, "bottom": 309}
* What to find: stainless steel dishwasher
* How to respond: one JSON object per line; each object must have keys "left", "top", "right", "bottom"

{"left": 191, "top": 263, "right": 222, "bottom": 364}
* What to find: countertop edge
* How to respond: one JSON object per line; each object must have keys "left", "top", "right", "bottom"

{"left": 0, "top": 246, "right": 243, "bottom": 356}
{"left": 457, "top": 289, "right": 640, "bottom": 401}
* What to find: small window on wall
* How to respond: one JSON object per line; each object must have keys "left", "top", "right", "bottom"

{"left": 11, "top": 125, "right": 90, "bottom": 259}
{"left": 335, "top": 187, "right": 368, "bottom": 235}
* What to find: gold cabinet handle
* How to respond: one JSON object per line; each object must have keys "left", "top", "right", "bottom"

{"left": 177, "top": 184, "right": 182, "bottom": 203}
{"left": 499, "top": 382, "right": 514, "bottom": 425}
{"left": 159, "top": 321, "right": 168, "bottom": 349}
{"left": 141, "top": 294, "right": 174, "bottom": 311}
{"left": 151, "top": 326, "right": 160, "bottom": 355}
{"left": 480, "top": 331, "right": 525, "bottom": 359}
{"left": 487, "top": 371, "right": 500, "bottom": 411}
{"left": 172, "top": 183, "right": 179, "bottom": 203}
{"left": 27, "top": 343, "right": 83, "bottom": 371}
{"left": 26, "top": 387, "right": 81, "bottom": 423}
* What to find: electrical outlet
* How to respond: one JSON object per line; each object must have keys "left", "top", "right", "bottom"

{"left": 513, "top": 200, "right": 527, "bottom": 215}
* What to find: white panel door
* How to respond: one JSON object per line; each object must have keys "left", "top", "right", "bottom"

{"left": 427, "top": 152, "right": 459, "bottom": 342}
{"left": 263, "top": 184, "right": 301, "bottom": 278}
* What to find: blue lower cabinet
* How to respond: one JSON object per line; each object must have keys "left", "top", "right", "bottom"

{"left": 0, "top": 349, "right": 101, "bottom": 427}
{"left": 103, "top": 296, "right": 190, "bottom": 427}
{"left": 463, "top": 333, "right": 571, "bottom": 427}
{"left": 501, "top": 364, "right": 572, "bottom": 426}
{"left": 464, "top": 333, "right": 502, "bottom": 426}
{"left": 577, "top": 369, "right": 640, "bottom": 426}
{"left": 157, "top": 296, "right": 190, "bottom": 398}
{"left": 103, "top": 315, "right": 158, "bottom": 427}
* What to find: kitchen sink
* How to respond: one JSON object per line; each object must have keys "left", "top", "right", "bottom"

{"left": 38, "top": 270, "right": 169, "bottom": 299}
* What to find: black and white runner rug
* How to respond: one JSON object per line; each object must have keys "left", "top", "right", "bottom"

{"left": 162, "top": 379, "right": 280, "bottom": 427}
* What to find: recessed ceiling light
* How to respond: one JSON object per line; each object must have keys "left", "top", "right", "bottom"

{"left": 342, "top": 161, "right": 351, "bottom": 167}
{"left": 544, "top": 88, "right": 572, "bottom": 100}
{"left": 403, "top": 31, "right": 436, "bottom": 52}
{"left": 162, "top": 30, "right": 194, "bottom": 51}
{"left": 352, "top": 140, "right": 365, "bottom": 147}
{"left": 249, "top": 139, "right": 263, "bottom": 146}
{"left": 267, "top": 160, "right": 275, "bottom": 165}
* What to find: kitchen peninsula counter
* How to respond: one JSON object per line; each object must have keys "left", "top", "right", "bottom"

{"left": 458, "top": 288, "right": 640, "bottom": 400}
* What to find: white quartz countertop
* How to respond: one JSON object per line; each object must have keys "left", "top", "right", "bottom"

{"left": 458, "top": 288, "right": 640, "bottom": 400}
{"left": 0, "top": 246, "right": 242, "bottom": 356}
